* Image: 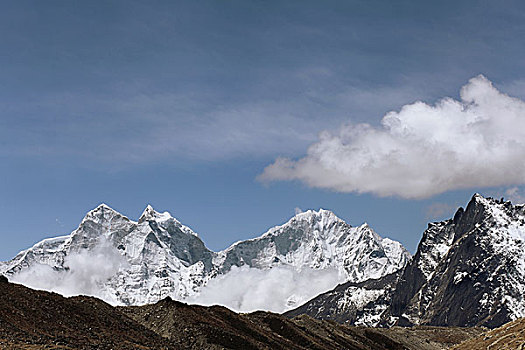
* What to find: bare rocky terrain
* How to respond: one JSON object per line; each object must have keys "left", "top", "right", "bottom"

{"left": 453, "top": 317, "right": 525, "bottom": 350}
{"left": 0, "top": 275, "right": 174, "bottom": 349}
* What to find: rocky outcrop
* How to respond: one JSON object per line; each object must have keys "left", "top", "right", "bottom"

{"left": 386, "top": 194, "right": 525, "bottom": 328}
{"left": 284, "top": 271, "right": 401, "bottom": 326}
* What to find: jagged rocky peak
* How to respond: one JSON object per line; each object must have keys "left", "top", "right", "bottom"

{"left": 82, "top": 203, "right": 181, "bottom": 228}
{"left": 450, "top": 193, "right": 491, "bottom": 238}
{"left": 389, "top": 193, "right": 525, "bottom": 328}
{"left": 138, "top": 205, "right": 200, "bottom": 239}
{"left": 139, "top": 204, "right": 170, "bottom": 222}
{"left": 411, "top": 193, "right": 507, "bottom": 279}
{"left": 71, "top": 203, "right": 136, "bottom": 245}
{"left": 139, "top": 204, "right": 157, "bottom": 221}
{"left": 448, "top": 193, "right": 525, "bottom": 246}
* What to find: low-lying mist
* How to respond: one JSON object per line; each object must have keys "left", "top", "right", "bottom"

{"left": 188, "top": 265, "right": 343, "bottom": 313}
{"left": 10, "top": 239, "right": 128, "bottom": 304}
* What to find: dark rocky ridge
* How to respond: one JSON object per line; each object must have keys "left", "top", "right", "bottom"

{"left": 284, "top": 270, "right": 401, "bottom": 324}
{"left": 0, "top": 275, "right": 174, "bottom": 349}
{"left": 287, "top": 194, "right": 525, "bottom": 329}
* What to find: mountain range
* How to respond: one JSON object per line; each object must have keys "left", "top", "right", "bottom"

{"left": 0, "top": 205, "right": 409, "bottom": 309}
{"left": 4, "top": 193, "right": 525, "bottom": 331}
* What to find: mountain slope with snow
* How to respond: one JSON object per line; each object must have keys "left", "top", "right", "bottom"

{"left": 4, "top": 204, "right": 216, "bottom": 305}
{"left": 216, "top": 209, "right": 409, "bottom": 282}
{"left": 389, "top": 194, "right": 525, "bottom": 327}
{"left": 1, "top": 205, "right": 410, "bottom": 308}
{"left": 288, "top": 194, "right": 525, "bottom": 328}
{"left": 284, "top": 270, "right": 402, "bottom": 326}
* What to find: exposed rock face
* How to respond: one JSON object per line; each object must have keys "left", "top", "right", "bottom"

{"left": 289, "top": 194, "right": 525, "bottom": 328}
{"left": 387, "top": 194, "right": 525, "bottom": 328}
{"left": 1, "top": 205, "right": 409, "bottom": 306}
{"left": 284, "top": 271, "right": 401, "bottom": 326}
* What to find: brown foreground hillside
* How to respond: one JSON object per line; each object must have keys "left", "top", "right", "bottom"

{"left": 0, "top": 275, "right": 173, "bottom": 349}
{"left": 0, "top": 275, "right": 484, "bottom": 349}
{"left": 453, "top": 317, "right": 525, "bottom": 350}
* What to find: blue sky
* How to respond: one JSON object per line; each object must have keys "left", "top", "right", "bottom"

{"left": 2, "top": 0, "right": 525, "bottom": 260}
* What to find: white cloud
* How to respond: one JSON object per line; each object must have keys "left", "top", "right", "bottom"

{"left": 10, "top": 239, "right": 127, "bottom": 303}
{"left": 188, "top": 265, "right": 342, "bottom": 313}
{"left": 259, "top": 75, "right": 525, "bottom": 199}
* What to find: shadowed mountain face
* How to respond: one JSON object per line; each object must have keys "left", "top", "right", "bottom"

{"left": 284, "top": 270, "right": 402, "bottom": 326}
{"left": 287, "top": 194, "right": 525, "bottom": 329}
{"left": 384, "top": 194, "right": 525, "bottom": 328}
{"left": 0, "top": 276, "right": 483, "bottom": 350}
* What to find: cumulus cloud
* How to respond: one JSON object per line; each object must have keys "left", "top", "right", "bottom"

{"left": 189, "top": 265, "right": 342, "bottom": 313}
{"left": 10, "top": 239, "right": 127, "bottom": 303}
{"left": 259, "top": 75, "right": 525, "bottom": 199}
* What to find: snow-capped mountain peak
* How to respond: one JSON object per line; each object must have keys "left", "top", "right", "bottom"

{"left": 364, "top": 194, "right": 525, "bottom": 328}
{"left": 138, "top": 205, "right": 199, "bottom": 238}
{"left": 286, "top": 194, "right": 525, "bottom": 328}
{"left": 139, "top": 204, "right": 169, "bottom": 222}
{"left": 1, "top": 205, "right": 410, "bottom": 307}
{"left": 217, "top": 209, "right": 410, "bottom": 282}
{"left": 81, "top": 203, "right": 124, "bottom": 224}
{"left": 262, "top": 208, "right": 345, "bottom": 240}
{"left": 293, "top": 208, "right": 342, "bottom": 222}
{"left": 138, "top": 204, "right": 156, "bottom": 221}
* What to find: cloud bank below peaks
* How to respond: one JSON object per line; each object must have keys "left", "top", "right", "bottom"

{"left": 10, "top": 238, "right": 128, "bottom": 304}
{"left": 189, "top": 265, "right": 342, "bottom": 313}
{"left": 259, "top": 75, "right": 525, "bottom": 199}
